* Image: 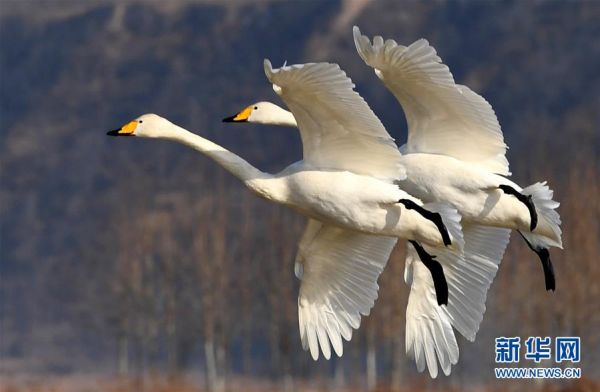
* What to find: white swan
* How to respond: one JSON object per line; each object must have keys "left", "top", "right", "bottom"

{"left": 351, "top": 26, "right": 562, "bottom": 284}
{"left": 107, "top": 60, "right": 465, "bottom": 364}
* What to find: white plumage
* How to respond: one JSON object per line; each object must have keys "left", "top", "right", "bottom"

{"left": 264, "top": 59, "right": 406, "bottom": 181}
{"left": 110, "top": 25, "right": 563, "bottom": 376}
{"left": 296, "top": 220, "right": 397, "bottom": 360}
{"left": 353, "top": 26, "right": 510, "bottom": 176}
{"left": 352, "top": 25, "right": 561, "bottom": 245}
{"left": 404, "top": 225, "right": 510, "bottom": 377}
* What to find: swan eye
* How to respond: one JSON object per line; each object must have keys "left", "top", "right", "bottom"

{"left": 139, "top": 120, "right": 143, "bottom": 123}
{"left": 254, "top": 106, "right": 258, "bottom": 110}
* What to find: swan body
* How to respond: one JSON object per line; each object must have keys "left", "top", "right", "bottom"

{"left": 277, "top": 165, "right": 445, "bottom": 241}
{"left": 397, "top": 153, "right": 560, "bottom": 243}
{"left": 108, "top": 61, "right": 466, "bottom": 365}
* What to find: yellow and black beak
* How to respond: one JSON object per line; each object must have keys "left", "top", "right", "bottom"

{"left": 222, "top": 106, "right": 252, "bottom": 123}
{"left": 107, "top": 120, "right": 138, "bottom": 136}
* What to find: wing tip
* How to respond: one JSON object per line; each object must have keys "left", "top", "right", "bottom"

{"left": 352, "top": 25, "right": 363, "bottom": 41}
{"left": 263, "top": 58, "right": 273, "bottom": 80}
{"left": 352, "top": 25, "right": 371, "bottom": 64}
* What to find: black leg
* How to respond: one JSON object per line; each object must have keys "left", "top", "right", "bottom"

{"left": 409, "top": 240, "right": 449, "bottom": 306}
{"left": 499, "top": 185, "right": 538, "bottom": 231}
{"left": 399, "top": 199, "right": 452, "bottom": 247}
{"left": 518, "top": 230, "right": 555, "bottom": 291}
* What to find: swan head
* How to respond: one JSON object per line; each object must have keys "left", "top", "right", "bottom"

{"left": 107, "top": 113, "right": 173, "bottom": 138}
{"left": 222, "top": 101, "right": 297, "bottom": 127}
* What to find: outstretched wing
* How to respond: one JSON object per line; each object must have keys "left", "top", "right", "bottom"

{"left": 404, "top": 225, "right": 511, "bottom": 377}
{"left": 296, "top": 221, "right": 397, "bottom": 360}
{"left": 405, "top": 249, "right": 459, "bottom": 378}
{"left": 354, "top": 27, "right": 510, "bottom": 176}
{"left": 264, "top": 59, "right": 405, "bottom": 181}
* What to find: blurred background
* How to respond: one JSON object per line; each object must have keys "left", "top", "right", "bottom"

{"left": 1, "top": 1, "right": 599, "bottom": 391}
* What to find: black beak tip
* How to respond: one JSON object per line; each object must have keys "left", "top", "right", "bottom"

{"left": 222, "top": 115, "right": 237, "bottom": 123}
{"left": 107, "top": 129, "right": 120, "bottom": 136}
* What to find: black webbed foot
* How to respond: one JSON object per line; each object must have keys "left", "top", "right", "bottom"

{"left": 518, "top": 230, "right": 555, "bottom": 291}
{"left": 499, "top": 185, "right": 538, "bottom": 231}
{"left": 399, "top": 199, "right": 451, "bottom": 247}
{"left": 409, "top": 240, "right": 449, "bottom": 306}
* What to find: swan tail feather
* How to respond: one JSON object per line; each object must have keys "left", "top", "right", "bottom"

{"left": 520, "top": 182, "right": 563, "bottom": 249}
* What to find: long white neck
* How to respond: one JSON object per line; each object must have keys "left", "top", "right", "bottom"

{"left": 152, "top": 121, "right": 285, "bottom": 201}
{"left": 262, "top": 105, "right": 297, "bottom": 127}
{"left": 274, "top": 109, "right": 298, "bottom": 128}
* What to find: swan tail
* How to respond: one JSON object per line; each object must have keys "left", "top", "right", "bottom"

{"left": 521, "top": 182, "right": 563, "bottom": 249}
{"left": 422, "top": 202, "right": 465, "bottom": 252}
{"left": 518, "top": 182, "right": 561, "bottom": 291}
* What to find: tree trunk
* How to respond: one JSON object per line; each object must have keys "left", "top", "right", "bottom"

{"left": 166, "top": 314, "right": 177, "bottom": 375}
{"left": 204, "top": 339, "right": 219, "bottom": 392}
{"left": 334, "top": 359, "right": 345, "bottom": 391}
{"left": 216, "top": 341, "right": 226, "bottom": 392}
{"left": 366, "top": 328, "right": 377, "bottom": 391}
{"left": 117, "top": 334, "right": 129, "bottom": 376}
{"left": 391, "top": 334, "right": 403, "bottom": 391}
